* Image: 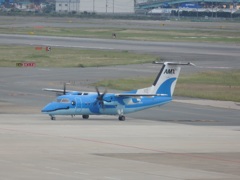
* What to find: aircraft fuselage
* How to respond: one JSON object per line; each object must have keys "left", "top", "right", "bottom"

{"left": 42, "top": 93, "right": 172, "bottom": 116}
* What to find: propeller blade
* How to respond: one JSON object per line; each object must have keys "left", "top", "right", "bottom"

{"left": 99, "top": 101, "right": 104, "bottom": 109}
{"left": 63, "top": 83, "right": 66, "bottom": 95}
{"left": 95, "top": 86, "right": 101, "bottom": 98}
{"left": 102, "top": 88, "right": 107, "bottom": 97}
{"left": 94, "top": 87, "right": 107, "bottom": 109}
{"left": 99, "top": 90, "right": 106, "bottom": 100}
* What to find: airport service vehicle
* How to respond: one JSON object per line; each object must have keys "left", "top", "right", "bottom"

{"left": 41, "top": 62, "right": 193, "bottom": 120}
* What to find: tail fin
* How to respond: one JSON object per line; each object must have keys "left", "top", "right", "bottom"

{"left": 136, "top": 62, "right": 193, "bottom": 97}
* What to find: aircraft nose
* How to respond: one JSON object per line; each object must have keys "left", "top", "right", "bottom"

{"left": 41, "top": 107, "right": 48, "bottom": 113}
{"left": 41, "top": 103, "right": 54, "bottom": 113}
{"left": 41, "top": 102, "right": 70, "bottom": 113}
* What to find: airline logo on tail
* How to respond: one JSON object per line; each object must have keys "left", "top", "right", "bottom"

{"left": 164, "top": 69, "right": 175, "bottom": 74}
{"left": 135, "top": 62, "right": 193, "bottom": 97}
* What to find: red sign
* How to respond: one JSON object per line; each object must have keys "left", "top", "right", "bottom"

{"left": 35, "top": 47, "right": 43, "bottom": 50}
{"left": 23, "top": 62, "right": 36, "bottom": 67}
{"left": 16, "top": 62, "right": 36, "bottom": 67}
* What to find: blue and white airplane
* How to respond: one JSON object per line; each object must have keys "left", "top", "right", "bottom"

{"left": 41, "top": 62, "right": 193, "bottom": 120}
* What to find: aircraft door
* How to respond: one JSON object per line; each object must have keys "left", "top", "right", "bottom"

{"left": 75, "top": 97, "right": 82, "bottom": 114}
{"left": 70, "top": 98, "right": 77, "bottom": 113}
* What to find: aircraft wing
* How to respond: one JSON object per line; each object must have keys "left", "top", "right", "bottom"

{"left": 115, "top": 93, "right": 168, "bottom": 97}
{"left": 42, "top": 88, "right": 72, "bottom": 93}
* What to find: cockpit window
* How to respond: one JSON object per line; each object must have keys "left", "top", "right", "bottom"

{"left": 56, "top": 98, "right": 70, "bottom": 103}
{"left": 61, "top": 98, "right": 70, "bottom": 103}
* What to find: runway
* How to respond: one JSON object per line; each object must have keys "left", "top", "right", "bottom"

{"left": 1, "top": 16, "right": 240, "bottom": 31}
{"left": 0, "top": 17, "right": 240, "bottom": 179}
{"left": 0, "top": 114, "right": 240, "bottom": 180}
{"left": 1, "top": 34, "right": 240, "bottom": 68}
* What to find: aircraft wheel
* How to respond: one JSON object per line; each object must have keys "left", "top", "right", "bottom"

{"left": 82, "top": 115, "right": 89, "bottom": 119}
{"left": 50, "top": 116, "right": 56, "bottom": 120}
{"left": 118, "top": 115, "right": 125, "bottom": 121}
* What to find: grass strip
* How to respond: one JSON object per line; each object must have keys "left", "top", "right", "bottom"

{"left": 0, "top": 27, "right": 240, "bottom": 44}
{"left": 0, "top": 46, "right": 157, "bottom": 67}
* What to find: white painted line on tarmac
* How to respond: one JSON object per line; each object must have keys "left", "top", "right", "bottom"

{"left": 0, "top": 160, "right": 12, "bottom": 163}
{"left": 104, "top": 177, "right": 121, "bottom": 180}
{"left": 45, "top": 166, "right": 60, "bottom": 171}
{"left": 38, "top": 68, "right": 50, "bottom": 71}
{"left": 21, "top": 163, "right": 35, "bottom": 167}
{"left": 74, "top": 171, "right": 89, "bottom": 175}
{"left": 45, "top": 171, "right": 80, "bottom": 179}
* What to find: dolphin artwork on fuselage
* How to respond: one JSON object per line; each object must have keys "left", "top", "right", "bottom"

{"left": 41, "top": 62, "right": 193, "bottom": 121}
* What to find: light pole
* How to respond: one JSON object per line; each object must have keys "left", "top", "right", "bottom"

{"left": 113, "top": 0, "right": 114, "bottom": 14}
{"left": 106, "top": 0, "right": 108, "bottom": 13}
{"left": 178, "top": 2, "right": 180, "bottom": 19}
{"left": 68, "top": 0, "right": 70, "bottom": 12}
{"left": 197, "top": 0, "right": 199, "bottom": 18}
{"left": 231, "top": 0, "right": 234, "bottom": 19}
{"left": 211, "top": 1, "right": 213, "bottom": 18}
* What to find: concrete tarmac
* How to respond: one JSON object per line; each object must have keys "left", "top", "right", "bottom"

{"left": 0, "top": 114, "right": 240, "bottom": 180}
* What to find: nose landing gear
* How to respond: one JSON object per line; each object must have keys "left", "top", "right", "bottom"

{"left": 118, "top": 115, "right": 125, "bottom": 121}
{"left": 50, "top": 115, "right": 56, "bottom": 120}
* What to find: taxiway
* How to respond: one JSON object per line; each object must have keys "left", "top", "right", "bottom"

{"left": 0, "top": 114, "right": 240, "bottom": 180}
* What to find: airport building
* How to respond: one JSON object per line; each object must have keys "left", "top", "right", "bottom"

{"left": 0, "top": 0, "right": 14, "bottom": 5}
{"left": 55, "top": 0, "right": 240, "bottom": 16}
{"left": 55, "top": 0, "right": 136, "bottom": 13}
{"left": 135, "top": 0, "right": 240, "bottom": 15}
{"left": 1, "top": 0, "right": 239, "bottom": 16}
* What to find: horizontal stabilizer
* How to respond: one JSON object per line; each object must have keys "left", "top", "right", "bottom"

{"left": 116, "top": 93, "right": 168, "bottom": 97}
{"left": 153, "top": 61, "right": 195, "bottom": 66}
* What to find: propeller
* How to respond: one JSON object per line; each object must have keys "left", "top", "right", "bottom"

{"left": 55, "top": 82, "right": 69, "bottom": 96}
{"left": 63, "top": 82, "right": 66, "bottom": 95}
{"left": 95, "top": 87, "right": 107, "bottom": 109}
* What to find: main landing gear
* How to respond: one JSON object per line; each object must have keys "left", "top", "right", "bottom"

{"left": 50, "top": 115, "right": 56, "bottom": 120}
{"left": 49, "top": 115, "right": 124, "bottom": 121}
{"left": 118, "top": 115, "right": 125, "bottom": 121}
{"left": 82, "top": 115, "right": 89, "bottom": 119}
